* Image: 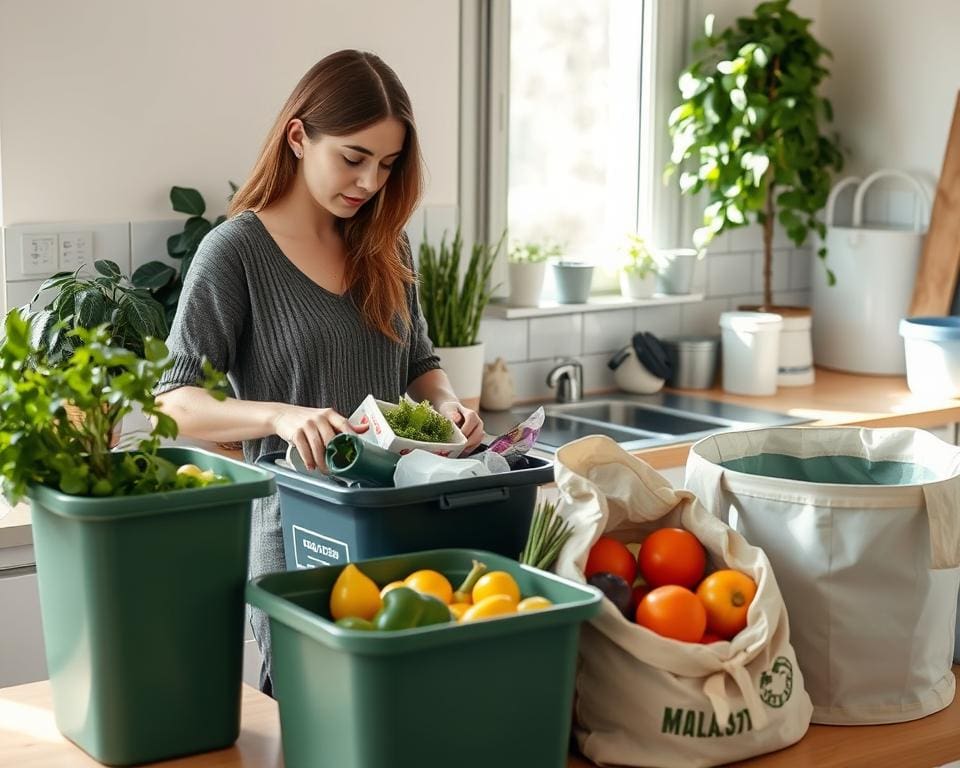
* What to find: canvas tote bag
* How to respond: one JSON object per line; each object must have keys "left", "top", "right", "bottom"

{"left": 686, "top": 426, "right": 960, "bottom": 724}
{"left": 554, "top": 436, "right": 812, "bottom": 768}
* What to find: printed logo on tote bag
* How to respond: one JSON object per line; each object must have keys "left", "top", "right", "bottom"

{"left": 760, "top": 657, "right": 793, "bottom": 709}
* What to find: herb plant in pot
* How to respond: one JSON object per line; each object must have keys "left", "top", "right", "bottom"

{"left": 666, "top": 0, "right": 843, "bottom": 386}
{"left": 15, "top": 259, "right": 169, "bottom": 445}
{"left": 508, "top": 241, "right": 561, "bottom": 307}
{"left": 619, "top": 234, "right": 659, "bottom": 300}
{"left": 418, "top": 230, "right": 502, "bottom": 409}
{"left": 0, "top": 314, "right": 276, "bottom": 766}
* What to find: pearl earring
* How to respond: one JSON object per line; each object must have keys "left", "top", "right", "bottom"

{"left": 294, "top": 148, "right": 302, "bottom": 159}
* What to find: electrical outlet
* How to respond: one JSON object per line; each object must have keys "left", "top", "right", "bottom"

{"left": 59, "top": 231, "right": 93, "bottom": 270}
{"left": 20, "top": 234, "right": 59, "bottom": 275}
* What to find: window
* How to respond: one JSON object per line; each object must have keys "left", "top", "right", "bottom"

{"left": 461, "top": 0, "right": 686, "bottom": 298}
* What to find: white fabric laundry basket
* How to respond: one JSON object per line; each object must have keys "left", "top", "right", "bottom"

{"left": 554, "top": 436, "right": 812, "bottom": 768}
{"left": 812, "top": 169, "right": 931, "bottom": 375}
{"left": 686, "top": 427, "right": 960, "bottom": 725}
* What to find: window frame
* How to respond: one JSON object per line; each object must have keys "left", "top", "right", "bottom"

{"left": 460, "top": 0, "right": 688, "bottom": 299}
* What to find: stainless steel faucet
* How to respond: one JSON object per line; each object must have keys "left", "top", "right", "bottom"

{"left": 546, "top": 360, "right": 583, "bottom": 403}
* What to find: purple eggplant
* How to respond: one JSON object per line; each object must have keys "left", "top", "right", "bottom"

{"left": 587, "top": 571, "right": 633, "bottom": 618}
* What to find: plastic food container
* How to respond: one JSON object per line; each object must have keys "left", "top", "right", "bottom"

{"left": 258, "top": 453, "right": 553, "bottom": 570}
{"left": 245, "top": 548, "right": 602, "bottom": 768}
{"left": 719, "top": 311, "right": 783, "bottom": 396}
{"left": 899, "top": 317, "right": 960, "bottom": 398}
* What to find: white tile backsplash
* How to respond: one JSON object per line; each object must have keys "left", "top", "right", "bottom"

{"left": 752, "top": 249, "right": 791, "bottom": 294}
{"left": 789, "top": 248, "right": 813, "bottom": 291}
{"left": 507, "top": 358, "right": 557, "bottom": 401}
{"left": 635, "top": 304, "right": 681, "bottom": 337}
{"left": 728, "top": 223, "right": 763, "bottom": 253}
{"left": 528, "top": 314, "right": 582, "bottom": 360}
{"left": 707, "top": 252, "right": 754, "bottom": 297}
{"left": 582, "top": 352, "right": 616, "bottom": 391}
{"left": 423, "top": 205, "right": 458, "bottom": 247}
{"left": 478, "top": 318, "right": 528, "bottom": 362}
{"left": 583, "top": 309, "right": 633, "bottom": 354}
{"left": 679, "top": 297, "right": 729, "bottom": 335}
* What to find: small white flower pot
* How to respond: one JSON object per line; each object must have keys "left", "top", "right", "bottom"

{"left": 435, "top": 343, "right": 486, "bottom": 410}
{"left": 619, "top": 271, "right": 657, "bottom": 300}
{"left": 508, "top": 262, "right": 547, "bottom": 307}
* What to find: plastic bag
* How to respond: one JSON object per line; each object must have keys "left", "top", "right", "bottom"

{"left": 393, "top": 449, "right": 509, "bottom": 488}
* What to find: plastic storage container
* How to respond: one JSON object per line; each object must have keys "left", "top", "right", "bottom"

{"left": 258, "top": 453, "right": 553, "bottom": 570}
{"left": 245, "top": 548, "right": 602, "bottom": 768}
{"left": 719, "top": 311, "right": 783, "bottom": 396}
{"left": 29, "top": 447, "right": 276, "bottom": 766}
{"left": 899, "top": 317, "right": 960, "bottom": 398}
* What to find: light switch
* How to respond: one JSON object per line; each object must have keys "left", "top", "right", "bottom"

{"left": 59, "top": 231, "right": 93, "bottom": 270}
{"left": 20, "top": 234, "right": 58, "bottom": 275}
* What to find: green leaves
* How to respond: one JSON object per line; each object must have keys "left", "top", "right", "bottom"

{"left": 666, "top": 0, "right": 844, "bottom": 305}
{"left": 141, "top": 183, "right": 233, "bottom": 328}
{"left": 418, "top": 229, "right": 503, "bottom": 348}
{"left": 170, "top": 186, "right": 205, "bottom": 216}
{"left": 0, "top": 313, "right": 226, "bottom": 502}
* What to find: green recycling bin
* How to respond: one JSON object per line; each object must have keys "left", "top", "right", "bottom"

{"left": 246, "top": 548, "right": 602, "bottom": 768}
{"left": 29, "top": 447, "right": 275, "bottom": 766}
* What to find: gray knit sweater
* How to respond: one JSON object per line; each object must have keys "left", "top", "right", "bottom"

{"left": 156, "top": 210, "right": 440, "bottom": 462}
{"left": 156, "top": 211, "right": 440, "bottom": 687}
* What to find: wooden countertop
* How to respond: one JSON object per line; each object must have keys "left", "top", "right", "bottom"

{"left": 4, "top": 674, "right": 960, "bottom": 767}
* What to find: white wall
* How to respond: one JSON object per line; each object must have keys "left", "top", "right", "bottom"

{"left": 0, "top": 0, "right": 460, "bottom": 226}
{"left": 819, "top": 0, "right": 960, "bottom": 179}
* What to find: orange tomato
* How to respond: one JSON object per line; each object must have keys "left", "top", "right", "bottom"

{"left": 585, "top": 536, "right": 637, "bottom": 585}
{"left": 403, "top": 570, "right": 454, "bottom": 604}
{"left": 695, "top": 569, "right": 757, "bottom": 639}
{"left": 634, "top": 585, "right": 707, "bottom": 643}
{"left": 638, "top": 528, "right": 706, "bottom": 589}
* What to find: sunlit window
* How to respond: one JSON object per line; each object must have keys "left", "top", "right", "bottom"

{"left": 506, "top": 0, "right": 645, "bottom": 273}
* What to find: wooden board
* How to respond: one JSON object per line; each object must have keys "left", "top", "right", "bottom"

{"left": 909, "top": 91, "right": 960, "bottom": 316}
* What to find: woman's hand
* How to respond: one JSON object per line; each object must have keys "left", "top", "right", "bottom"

{"left": 437, "top": 401, "right": 484, "bottom": 452}
{"left": 272, "top": 405, "right": 367, "bottom": 472}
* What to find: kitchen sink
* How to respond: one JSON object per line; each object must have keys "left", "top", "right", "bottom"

{"left": 504, "top": 392, "right": 809, "bottom": 453}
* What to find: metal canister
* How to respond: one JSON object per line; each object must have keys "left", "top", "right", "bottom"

{"left": 660, "top": 335, "right": 720, "bottom": 389}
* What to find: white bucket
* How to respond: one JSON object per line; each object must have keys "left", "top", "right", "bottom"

{"left": 778, "top": 311, "right": 814, "bottom": 387}
{"left": 434, "top": 342, "right": 485, "bottom": 409}
{"left": 812, "top": 169, "right": 931, "bottom": 375}
{"left": 719, "top": 312, "right": 783, "bottom": 396}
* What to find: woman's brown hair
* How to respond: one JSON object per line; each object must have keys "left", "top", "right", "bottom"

{"left": 229, "top": 50, "right": 423, "bottom": 341}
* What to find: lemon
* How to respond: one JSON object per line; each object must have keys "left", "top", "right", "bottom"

{"left": 176, "top": 464, "right": 204, "bottom": 478}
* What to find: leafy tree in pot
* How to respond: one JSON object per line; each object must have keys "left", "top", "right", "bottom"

{"left": 131, "top": 183, "right": 236, "bottom": 329}
{"left": 666, "top": 0, "right": 844, "bottom": 308}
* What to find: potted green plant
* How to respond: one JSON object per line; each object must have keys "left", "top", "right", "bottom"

{"left": 508, "top": 241, "right": 561, "bottom": 307}
{"left": 619, "top": 234, "right": 659, "bottom": 299}
{"left": 0, "top": 313, "right": 275, "bottom": 766}
{"left": 131, "top": 183, "right": 236, "bottom": 328}
{"left": 665, "top": 0, "right": 843, "bottom": 386}
{"left": 418, "top": 230, "right": 503, "bottom": 408}
{"left": 16, "top": 259, "right": 169, "bottom": 443}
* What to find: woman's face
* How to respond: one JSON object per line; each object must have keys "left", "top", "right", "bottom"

{"left": 298, "top": 117, "right": 406, "bottom": 218}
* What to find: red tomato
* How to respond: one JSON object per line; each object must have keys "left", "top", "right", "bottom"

{"left": 585, "top": 536, "right": 637, "bottom": 585}
{"left": 635, "top": 585, "right": 707, "bottom": 643}
{"left": 631, "top": 583, "right": 651, "bottom": 613}
{"left": 696, "top": 569, "right": 758, "bottom": 639}
{"left": 638, "top": 528, "right": 706, "bottom": 589}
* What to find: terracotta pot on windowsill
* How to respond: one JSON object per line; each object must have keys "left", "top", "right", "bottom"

{"left": 738, "top": 304, "right": 815, "bottom": 387}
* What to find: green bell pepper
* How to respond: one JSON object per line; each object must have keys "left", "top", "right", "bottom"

{"left": 372, "top": 587, "right": 452, "bottom": 630}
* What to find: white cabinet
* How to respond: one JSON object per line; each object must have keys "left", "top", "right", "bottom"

{"left": 0, "top": 567, "right": 48, "bottom": 686}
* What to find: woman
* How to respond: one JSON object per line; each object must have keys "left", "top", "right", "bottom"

{"left": 156, "top": 50, "right": 484, "bottom": 695}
